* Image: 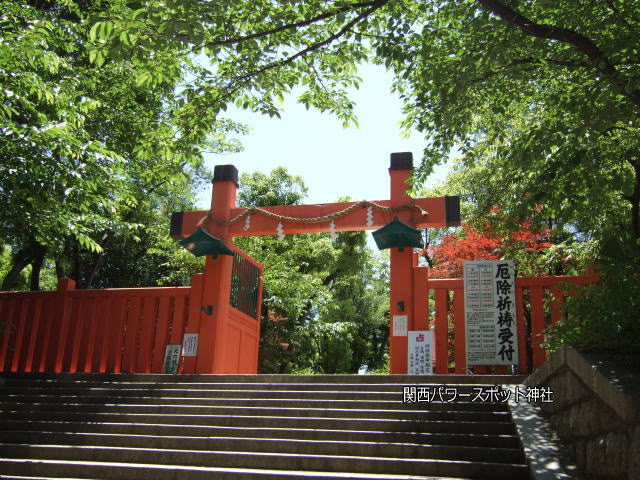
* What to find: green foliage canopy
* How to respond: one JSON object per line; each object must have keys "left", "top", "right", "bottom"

{"left": 87, "top": 0, "right": 640, "bottom": 246}
{"left": 0, "top": 0, "right": 245, "bottom": 289}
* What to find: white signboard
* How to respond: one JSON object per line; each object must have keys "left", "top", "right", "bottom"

{"left": 163, "top": 344, "right": 181, "bottom": 374}
{"left": 392, "top": 315, "right": 408, "bottom": 337}
{"left": 182, "top": 333, "right": 199, "bottom": 357}
{"left": 463, "top": 260, "right": 518, "bottom": 365}
{"left": 408, "top": 331, "right": 432, "bottom": 375}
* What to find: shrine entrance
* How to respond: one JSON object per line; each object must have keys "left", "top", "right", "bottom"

{"left": 0, "top": 153, "right": 596, "bottom": 375}
{"left": 170, "top": 152, "right": 460, "bottom": 374}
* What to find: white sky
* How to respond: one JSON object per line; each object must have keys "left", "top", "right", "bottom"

{"left": 198, "top": 62, "right": 450, "bottom": 208}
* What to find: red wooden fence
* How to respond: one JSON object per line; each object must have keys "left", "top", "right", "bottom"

{"left": 421, "top": 272, "right": 597, "bottom": 375}
{"left": 0, "top": 278, "right": 191, "bottom": 374}
{"left": 1, "top": 263, "right": 593, "bottom": 375}
{"left": 0, "top": 249, "right": 263, "bottom": 374}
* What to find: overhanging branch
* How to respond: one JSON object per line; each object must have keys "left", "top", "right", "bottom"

{"left": 194, "top": 1, "right": 388, "bottom": 119}
{"left": 234, "top": 1, "right": 388, "bottom": 83}
{"left": 476, "top": 0, "right": 640, "bottom": 109}
{"left": 472, "top": 57, "right": 591, "bottom": 83}
{"left": 203, "top": 1, "right": 384, "bottom": 49}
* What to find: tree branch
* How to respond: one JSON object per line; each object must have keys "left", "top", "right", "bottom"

{"left": 627, "top": 158, "right": 640, "bottom": 240}
{"left": 233, "top": 1, "right": 388, "bottom": 84}
{"left": 186, "top": 0, "right": 388, "bottom": 135}
{"left": 476, "top": 0, "right": 640, "bottom": 109}
{"left": 83, "top": 171, "right": 180, "bottom": 289}
{"left": 472, "top": 57, "right": 591, "bottom": 83}
{"left": 601, "top": 0, "right": 640, "bottom": 30}
{"left": 346, "top": 28, "right": 400, "bottom": 41}
{"left": 201, "top": 1, "right": 384, "bottom": 50}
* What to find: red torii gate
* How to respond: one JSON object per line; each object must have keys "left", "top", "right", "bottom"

{"left": 170, "top": 152, "right": 460, "bottom": 374}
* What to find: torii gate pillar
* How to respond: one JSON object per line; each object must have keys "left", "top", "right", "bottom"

{"left": 388, "top": 152, "right": 419, "bottom": 374}
{"left": 196, "top": 165, "right": 238, "bottom": 374}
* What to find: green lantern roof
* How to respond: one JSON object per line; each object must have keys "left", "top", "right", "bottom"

{"left": 372, "top": 216, "right": 424, "bottom": 251}
{"left": 179, "top": 227, "right": 235, "bottom": 258}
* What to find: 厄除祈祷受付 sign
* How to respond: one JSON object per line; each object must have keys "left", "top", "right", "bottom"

{"left": 463, "top": 260, "right": 518, "bottom": 366}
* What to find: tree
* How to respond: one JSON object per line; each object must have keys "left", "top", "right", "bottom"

{"left": 233, "top": 168, "right": 389, "bottom": 374}
{"left": 86, "top": 0, "right": 639, "bottom": 252}
{"left": 426, "top": 219, "right": 554, "bottom": 279}
{"left": 0, "top": 0, "right": 244, "bottom": 290}
{"left": 421, "top": 162, "right": 594, "bottom": 278}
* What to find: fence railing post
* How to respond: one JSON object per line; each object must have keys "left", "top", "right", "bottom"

{"left": 185, "top": 273, "right": 204, "bottom": 373}
{"left": 452, "top": 289, "right": 466, "bottom": 374}
{"left": 0, "top": 296, "right": 14, "bottom": 371}
{"left": 434, "top": 289, "right": 449, "bottom": 374}
{"left": 53, "top": 278, "right": 75, "bottom": 372}
{"left": 515, "top": 284, "right": 528, "bottom": 374}
{"left": 413, "top": 266, "right": 429, "bottom": 331}
{"left": 530, "top": 286, "right": 546, "bottom": 368}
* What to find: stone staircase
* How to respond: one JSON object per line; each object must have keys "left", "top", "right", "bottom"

{"left": 0, "top": 373, "right": 531, "bottom": 479}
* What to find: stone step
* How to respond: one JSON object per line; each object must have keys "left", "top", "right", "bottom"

{"left": 0, "top": 411, "right": 517, "bottom": 434}
{"left": 0, "top": 372, "right": 526, "bottom": 384}
{"left": 0, "top": 431, "right": 525, "bottom": 464}
{"left": 0, "top": 458, "right": 472, "bottom": 480}
{"left": 0, "top": 476, "right": 100, "bottom": 480}
{"left": 0, "top": 386, "right": 404, "bottom": 400}
{"left": 0, "top": 382, "right": 513, "bottom": 394}
{"left": 0, "top": 444, "right": 530, "bottom": 479}
{"left": 0, "top": 402, "right": 512, "bottom": 421}
{"left": 0, "top": 394, "right": 509, "bottom": 411}
{"left": 0, "top": 387, "right": 511, "bottom": 402}
{"left": 0, "top": 373, "right": 530, "bottom": 479}
{"left": 0, "top": 420, "right": 522, "bottom": 448}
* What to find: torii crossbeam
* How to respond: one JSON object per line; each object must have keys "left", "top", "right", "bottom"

{"left": 171, "top": 152, "right": 460, "bottom": 374}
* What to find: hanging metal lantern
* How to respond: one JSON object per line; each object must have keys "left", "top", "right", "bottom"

{"left": 372, "top": 216, "right": 424, "bottom": 251}
{"left": 179, "top": 227, "right": 235, "bottom": 258}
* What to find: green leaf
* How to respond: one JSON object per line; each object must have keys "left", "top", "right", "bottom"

{"left": 119, "top": 31, "right": 130, "bottom": 46}
{"left": 89, "top": 22, "right": 101, "bottom": 41}
{"left": 95, "top": 50, "right": 106, "bottom": 67}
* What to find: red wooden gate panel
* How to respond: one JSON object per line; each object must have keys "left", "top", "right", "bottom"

{"left": 224, "top": 247, "right": 264, "bottom": 374}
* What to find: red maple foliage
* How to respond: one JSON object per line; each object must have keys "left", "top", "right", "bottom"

{"left": 425, "top": 215, "right": 552, "bottom": 278}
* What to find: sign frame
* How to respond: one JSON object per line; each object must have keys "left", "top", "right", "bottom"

{"left": 463, "top": 260, "right": 518, "bottom": 367}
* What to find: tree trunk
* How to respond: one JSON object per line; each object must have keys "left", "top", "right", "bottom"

{"left": 84, "top": 251, "right": 105, "bottom": 289}
{"left": 55, "top": 259, "right": 65, "bottom": 279}
{"left": 1, "top": 240, "right": 46, "bottom": 291}
{"left": 29, "top": 243, "right": 47, "bottom": 291}
{"left": 1, "top": 251, "right": 31, "bottom": 291}
{"left": 71, "top": 243, "right": 81, "bottom": 286}
{"left": 630, "top": 160, "right": 640, "bottom": 241}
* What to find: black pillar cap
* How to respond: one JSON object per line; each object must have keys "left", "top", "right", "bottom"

{"left": 445, "top": 195, "right": 461, "bottom": 226}
{"left": 213, "top": 164, "right": 239, "bottom": 186}
{"left": 170, "top": 211, "right": 184, "bottom": 239}
{"left": 389, "top": 152, "right": 413, "bottom": 170}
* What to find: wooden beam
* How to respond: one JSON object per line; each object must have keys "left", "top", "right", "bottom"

{"left": 171, "top": 196, "right": 460, "bottom": 239}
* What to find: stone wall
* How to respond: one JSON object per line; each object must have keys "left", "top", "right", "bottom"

{"left": 526, "top": 347, "right": 640, "bottom": 479}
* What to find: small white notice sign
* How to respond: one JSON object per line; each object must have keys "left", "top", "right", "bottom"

{"left": 408, "top": 331, "right": 432, "bottom": 375}
{"left": 182, "top": 333, "right": 199, "bottom": 357}
{"left": 163, "top": 344, "right": 181, "bottom": 374}
{"left": 392, "top": 315, "right": 408, "bottom": 336}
